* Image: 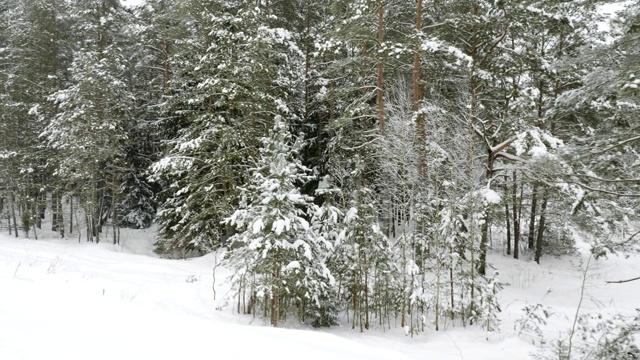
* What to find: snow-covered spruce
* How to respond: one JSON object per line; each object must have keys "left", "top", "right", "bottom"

{"left": 223, "top": 118, "right": 334, "bottom": 327}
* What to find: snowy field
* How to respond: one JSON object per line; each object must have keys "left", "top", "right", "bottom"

{"left": 0, "top": 228, "right": 638, "bottom": 360}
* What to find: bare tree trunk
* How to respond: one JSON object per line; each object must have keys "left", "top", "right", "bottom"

{"left": 32, "top": 214, "right": 38, "bottom": 240}
{"left": 479, "top": 206, "right": 489, "bottom": 276}
{"left": 112, "top": 204, "right": 117, "bottom": 244}
{"left": 112, "top": 173, "right": 118, "bottom": 245}
{"left": 400, "top": 227, "right": 407, "bottom": 328}
{"left": 527, "top": 185, "right": 538, "bottom": 250}
{"left": 7, "top": 213, "right": 11, "bottom": 236}
{"left": 512, "top": 171, "right": 520, "bottom": 259}
{"left": 535, "top": 191, "right": 548, "bottom": 264}
{"left": 163, "top": 40, "right": 170, "bottom": 94}
{"left": 86, "top": 213, "right": 92, "bottom": 242}
{"left": 449, "top": 250, "right": 455, "bottom": 321}
{"left": 414, "top": 0, "right": 426, "bottom": 175}
{"left": 364, "top": 263, "right": 370, "bottom": 330}
{"left": 271, "top": 257, "right": 280, "bottom": 326}
{"left": 58, "top": 193, "right": 64, "bottom": 238}
{"left": 505, "top": 200, "right": 511, "bottom": 255}
{"left": 35, "top": 192, "right": 44, "bottom": 230}
{"left": 69, "top": 195, "right": 73, "bottom": 235}
{"left": 52, "top": 190, "right": 58, "bottom": 232}
{"left": 376, "top": 0, "right": 385, "bottom": 133}
{"left": 94, "top": 184, "right": 101, "bottom": 244}
{"left": 39, "top": 193, "right": 45, "bottom": 228}
{"left": 11, "top": 193, "right": 18, "bottom": 238}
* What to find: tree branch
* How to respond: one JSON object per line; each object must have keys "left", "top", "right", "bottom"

{"left": 606, "top": 276, "right": 640, "bottom": 284}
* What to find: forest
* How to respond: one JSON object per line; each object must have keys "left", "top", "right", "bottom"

{"left": 1, "top": 0, "right": 639, "bottom": 356}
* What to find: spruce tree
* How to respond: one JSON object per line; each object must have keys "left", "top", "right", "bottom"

{"left": 223, "top": 118, "right": 334, "bottom": 327}
{"left": 153, "top": 0, "right": 304, "bottom": 254}
{"left": 42, "top": 0, "right": 133, "bottom": 242}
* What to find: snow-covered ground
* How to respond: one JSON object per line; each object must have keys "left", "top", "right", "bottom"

{"left": 0, "top": 227, "right": 638, "bottom": 359}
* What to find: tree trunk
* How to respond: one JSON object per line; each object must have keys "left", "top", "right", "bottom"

{"left": 112, "top": 196, "right": 117, "bottom": 245}
{"left": 11, "top": 193, "right": 18, "bottom": 238}
{"left": 505, "top": 200, "right": 511, "bottom": 255}
{"left": 112, "top": 172, "right": 118, "bottom": 245}
{"left": 86, "top": 213, "right": 92, "bottom": 242}
{"left": 479, "top": 206, "right": 488, "bottom": 276}
{"left": 32, "top": 214, "right": 38, "bottom": 240}
{"left": 57, "top": 193, "right": 64, "bottom": 238}
{"left": 363, "top": 253, "right": 370, "bottom": 330}
{"left": 35, "top": 192, "right": 44, "bottom": 229}
{"left": 376, "top": 0, "right": 385, "bottom": 133}
{"left": 163, "top": 40, "right": 170, "bottom": 94}
{"left": 449, "top": 251, "right": 455, "bottom": 321}
{"left": 527, "top": 185, "right": 538, "bottom": 250}
{"left": 535, "top": 191, "right": 548, "bottom": 264}
{"left": 69, "top": 195, "right": 73, "bottom": 235}
{"left": 414, "top": 0, "right": 425, "bottom": 175}
{"left": 512, "top": 171, "right": 520, "bottom": 259}
{"left": 271, "top": 255, "right": 280, "bottom": 327}
{"left": 52, "top": 190, "right": 58, "bottom": 232}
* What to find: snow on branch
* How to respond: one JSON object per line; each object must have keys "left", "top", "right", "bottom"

{"left": 494, "top": 151, "right": 525, "bottom": 162}
{"left": 490, "top": 136, "right": 517, "bottom": 157}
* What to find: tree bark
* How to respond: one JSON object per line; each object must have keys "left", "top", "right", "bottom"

{"left": 479, "top": 206, "right": 488, "bottom": 276}
{"left": 376, "top": 0, "right": 385, "bottom": 133}
{"left": 512, "top": 171, "right": 520, "bottom": 259}
{"left": 505, "top": 200, "right": 511, "bottom": 255}
{"left": 57, "top": 193, "right": 64, "bottom": 238}
{"left": 112, "top": 173, "right": 118, "bottom": 245}
{"left": 414, "top": 0, "right": 425, "bottom": 175}
{"left": 11, "top": 193, "right": 18, "bottom": 238}
{"left": 527, "top": 185, "right": 538, "bottom": 250}
{"left": 69, "top": 195, "right": 73, "bottom": 235}
{"left": 534, "top": 190, "right": 548, "bottom": 264}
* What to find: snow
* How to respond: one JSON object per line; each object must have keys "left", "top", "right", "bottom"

{"left": 596, "top": 1, "right": 635, "bottom": 43}
{"left": 272, "top": 218, "right": 288, "bottom": 235}
{"left": 286, "top": 260, "right": 301, "bottom": 270}
{"left": 252, "top": 218, "right": 264, "bottom": 234}
{"left": 0, "top": 234, "right": 410, "bottom": 360}
{"left": 121, "top": 0, "right": 145, "bottom": 8}
{"left": 1, "top": 228, "right": 638, "bottom": 359}
{"left": 528, "top": 145, "right": 548, "bottom": 159}
{"left": 478, "top": 188, "right": 501, "bottom": 205}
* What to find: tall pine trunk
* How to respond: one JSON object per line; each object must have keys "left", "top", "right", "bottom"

{"left": 512, "top": 171, "right": 520, "bottom": 259}
{"left": 69, "top": 195, "right": 74, "bottom": 235}
{"left": 535, "top": 191, "right": 548, "bottom": 264}
{"left": 11, "top": 193, "right": 18, "bottom": 238}
{"left": 505, "top": 200, "right": 511, "bottom": 255}
{"left": 414, "top": 0, "right": 425, "bottom": 175}
{"left": 527, "top": 185, "right": 538, "bottom": 250}
{"left": 376, "top": 0, "right": 384, "bottom": 133}
{"left": 52, "top": 190, "right": 58, "bottom": 232}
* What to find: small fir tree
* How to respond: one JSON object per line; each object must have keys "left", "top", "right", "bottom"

{"left": 223, "top": 118, "right": 334, "bottom": 327}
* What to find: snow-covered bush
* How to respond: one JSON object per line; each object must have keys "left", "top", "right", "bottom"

{"left": 475, "top": 270, "right": 503, "bottom": 340}
{"left": 515, "top": 303, "right": 554, "bottom": 345}
{"left": 537, "top": 311, "right": 640, "bottom": 360}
